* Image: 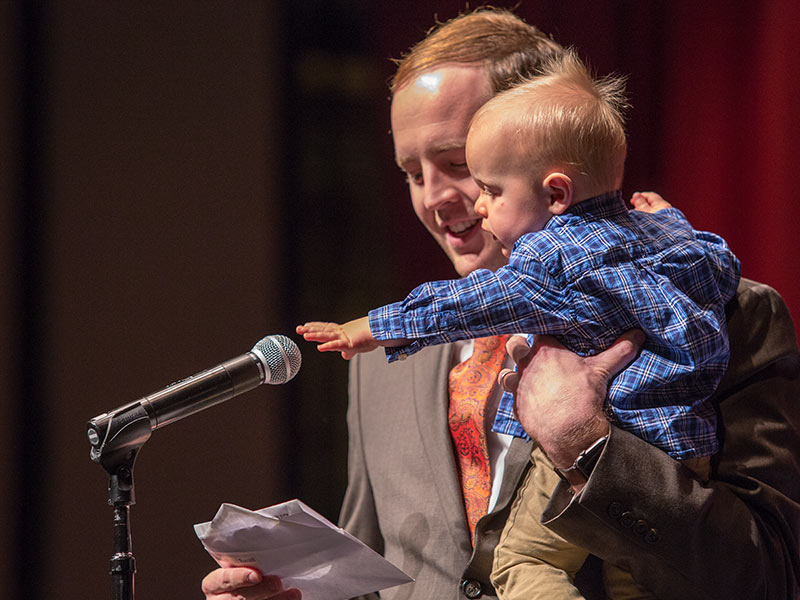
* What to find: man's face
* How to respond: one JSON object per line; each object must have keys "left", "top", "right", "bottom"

{"left": 390, "top": 65, "right": 507, "bottom": 277}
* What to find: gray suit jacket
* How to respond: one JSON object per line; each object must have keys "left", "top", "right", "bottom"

{"left": 339, "top": 278, "right": 800, "bottom": 599}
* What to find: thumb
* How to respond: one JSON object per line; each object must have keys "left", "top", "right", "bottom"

{"left": 589, "top": 329, "right": 644, "bottom": 377}
{"left": 505, "top": 334, "right": 533, "bottom": 366}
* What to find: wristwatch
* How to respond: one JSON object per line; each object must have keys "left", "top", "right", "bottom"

{"left": 553, "top": 435, "right": 608, "bottom": 487}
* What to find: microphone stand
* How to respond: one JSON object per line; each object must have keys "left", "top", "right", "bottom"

{"left": 85, "top": 338, "right": 293, "bottom": 599}
{"left": 88, "top": 403, "right": 153, "bottom": 600}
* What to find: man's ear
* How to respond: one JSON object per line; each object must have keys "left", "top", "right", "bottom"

{"left": 543, "top": 172, "right": 573, "bottom": 215}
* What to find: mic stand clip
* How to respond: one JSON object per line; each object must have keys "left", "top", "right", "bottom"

{"left": 88, "top": 403, "right": 154, "bottom": 600}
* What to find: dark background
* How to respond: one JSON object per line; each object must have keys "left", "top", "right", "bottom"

{"left": 2, "top": 1, "right": 798, "bottom": 598}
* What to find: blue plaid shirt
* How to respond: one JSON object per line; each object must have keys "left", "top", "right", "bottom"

{"left": 368, "top": 192, "right": 740, "bottom": 460}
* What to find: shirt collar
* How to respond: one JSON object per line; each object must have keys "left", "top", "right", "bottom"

{"left": 544, "top": 190, "right": 625, "bottom": 230}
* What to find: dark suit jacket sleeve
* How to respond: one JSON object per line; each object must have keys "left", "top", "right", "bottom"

{"left": 542, "top": 279, "right": 800, "bottom": 600}
{"left": 339, "top": 353, "right": 382, "bottom": 600}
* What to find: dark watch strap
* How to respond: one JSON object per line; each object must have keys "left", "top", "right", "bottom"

{"left": 554, "top": 435, "right": 608, "bottom": 487}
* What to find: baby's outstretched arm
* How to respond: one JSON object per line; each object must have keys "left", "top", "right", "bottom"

{"left": 297, "top": 317, "right": 408, "bottom": 360}
{"left": 631, "top": 191, "right": 672, "bottom": 213}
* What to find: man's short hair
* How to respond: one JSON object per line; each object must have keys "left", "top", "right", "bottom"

{"left": 471, "top": 49, "right": 629, "bottom": 192}
{"left": 391, "top": 8, "right": 563, "bottom": 95}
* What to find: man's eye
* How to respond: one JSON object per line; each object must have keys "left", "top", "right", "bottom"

{"left": 451, "top": 162, "right": 467, "bottom": 169}
{"left": 405, "top": 172, "right": 423, "bottom": 185}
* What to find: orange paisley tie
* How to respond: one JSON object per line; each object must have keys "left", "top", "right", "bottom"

{"left": 448, "top": 334, "right": 510, "bottom": 544}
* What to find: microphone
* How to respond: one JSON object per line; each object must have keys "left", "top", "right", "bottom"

{"left": 87, "top": 335, "right": 301, "bottom": 464}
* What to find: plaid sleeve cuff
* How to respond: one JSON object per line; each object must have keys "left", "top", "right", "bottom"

{"left": 368, "top": 303, "right": 406, "bottom": 341}
{"left": 368, "top": 304, "right": 428, "bottom": 363}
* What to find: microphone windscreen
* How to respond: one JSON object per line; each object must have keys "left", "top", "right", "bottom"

{"left": 251, "top": 335, "right": 302, "bottom": 384}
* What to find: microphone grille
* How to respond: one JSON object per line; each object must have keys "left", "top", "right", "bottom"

{"left": 251, "top": 335, "right": 302, "bottom": 384}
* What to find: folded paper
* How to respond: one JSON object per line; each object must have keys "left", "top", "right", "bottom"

{"left": 195, "top": 499, "right": 413, "bottom": 600}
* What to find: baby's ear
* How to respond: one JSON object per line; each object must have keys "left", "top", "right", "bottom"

{"left": 543, "top": 172, "right": 573, "bottom": 215}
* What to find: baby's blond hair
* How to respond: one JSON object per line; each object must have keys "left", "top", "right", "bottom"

{"left": 471, "top": 49, "right": 628, "bottom": 192}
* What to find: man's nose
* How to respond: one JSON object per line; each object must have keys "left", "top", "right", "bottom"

{"left": 422, "top": 169, "right": 464, "bottom": 211}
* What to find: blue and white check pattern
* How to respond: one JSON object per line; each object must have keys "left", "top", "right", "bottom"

{"left": 368, "top": 192, "right": 740, "bottom": 460}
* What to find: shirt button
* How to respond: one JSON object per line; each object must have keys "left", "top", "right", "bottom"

{"left": 461, "top": 579, "right": 483, "bottom": 599}
{"left": 608, "top": 502, "right": 624, "bottom": 519}
{"left": 634, "top": 520, "right": 648, "bottom": 536}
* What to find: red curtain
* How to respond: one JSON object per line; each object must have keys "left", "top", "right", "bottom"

{"left": 661, "top": 1, "right": 800, "bottom": 338}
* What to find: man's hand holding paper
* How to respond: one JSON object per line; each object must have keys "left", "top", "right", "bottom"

{"left": 195, "top": 499, "right": 413, "bottom": 600}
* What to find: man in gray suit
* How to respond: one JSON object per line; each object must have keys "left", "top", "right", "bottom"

{"left": 202, "top": 9, "right": 800, "bottom": 600}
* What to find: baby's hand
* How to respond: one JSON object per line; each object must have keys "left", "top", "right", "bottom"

{"left": 296, "top": 322, "right": 348, "bottom": 345}
{"left": 296, "top": 317, "right": 377, "bottom": 359}
{"left": 631, "top": 191, "right": 672, "bottom": 213}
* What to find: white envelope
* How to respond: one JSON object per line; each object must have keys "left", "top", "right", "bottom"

{"left": 195, "top": 499, "right": 413, "bottom": 600}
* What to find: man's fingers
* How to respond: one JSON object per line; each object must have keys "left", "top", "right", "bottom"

{"left": 201, "top": 567, "right": 261, "bottom": 595}
{"left": 589, "top": 329, "right": 644, "bottom": 377}
{"left": 505, "top": 335, "right": 532, "bottom": 366}
{"left": 202, "top": 569, "right": 303, "bottom": 600}
{"left": 498, "top": 368, "right": 519, "bottom": 392}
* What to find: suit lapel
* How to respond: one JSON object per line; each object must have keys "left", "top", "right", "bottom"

{"left": 411, "top": 344, "right": 472, "bottom": 548}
